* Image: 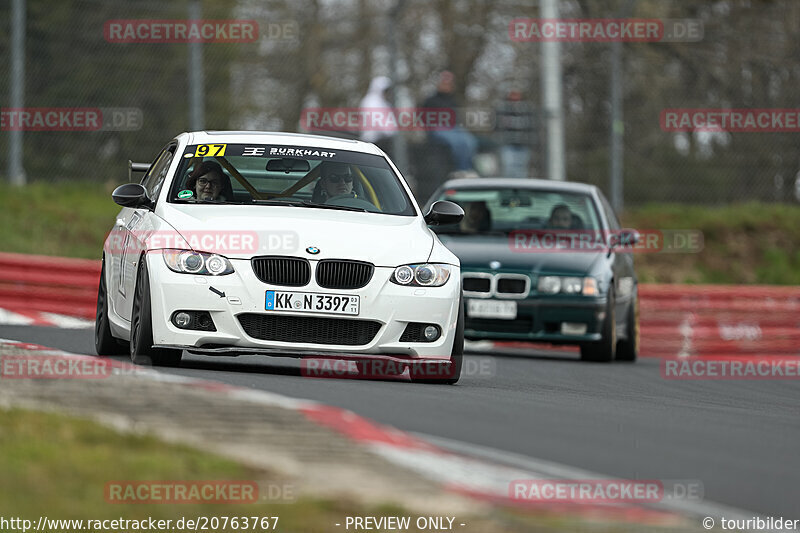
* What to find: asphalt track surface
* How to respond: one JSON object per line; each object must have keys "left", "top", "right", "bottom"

{"left": 2, "top": 324, "right": 798, "bottom": 520}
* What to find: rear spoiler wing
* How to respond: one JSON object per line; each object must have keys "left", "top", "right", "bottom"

{"left": 128, "top": 160, "right": 151, "bottom": 182}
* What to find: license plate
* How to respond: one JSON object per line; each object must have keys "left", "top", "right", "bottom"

{"left": 266, "top": 291, "right": 360, "bottom": 315}
{"left": 561, "top": 322, "right": 588, "bottom": 335}
{"left": 467, "top": 299, "right": 517, "bottom": 320}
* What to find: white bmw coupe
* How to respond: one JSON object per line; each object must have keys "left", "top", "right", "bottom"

{"left": 95, "top": 131, "right": 465, "bottom": 383}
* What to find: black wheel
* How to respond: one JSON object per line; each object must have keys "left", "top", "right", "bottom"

{"left": 410, "top": 294, "right": 464, "bottom": 385}
{"left": 95, "top": 258, "right": 127, "bottom": 356}
{"left": 615, "top": 294, "right": 639, "bottom": 362}
{"left": 580, "top": 288, "right": 616, "bottom": 363}
{"left": 130, "top": 256, "right": 182, "bottom": 367}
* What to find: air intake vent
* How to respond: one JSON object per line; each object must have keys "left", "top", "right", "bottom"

{"left": 316, "top": 260, "right": 374, "bottom": 289}
{"left": 496, "top": 276, "right": 528, "bottom": 295}
{"left": 463, "top": 275, "right": 491, "bottom": 294}
{"left": 252, "top": 257, "right": 311, "bottom": 287}
{"left": 238, "top": 313, "right": 381, "bottom": 345}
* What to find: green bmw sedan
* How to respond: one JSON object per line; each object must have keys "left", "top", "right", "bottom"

{"left": 425, "top": 178, "right": 640, "bottom": 362}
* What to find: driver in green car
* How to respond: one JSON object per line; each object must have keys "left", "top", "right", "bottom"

{"left": 547, "top": 203, "right": 575, "bottom": 229}
{"left": 459, "top": 201, "right": 492, "bottom": 233}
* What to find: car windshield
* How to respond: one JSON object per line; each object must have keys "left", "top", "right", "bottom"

{"left": 432, "top": 187, "right": 602, "bottom": 235}
{"left": 168, "top": 143, "right": 416, "bottom": 216}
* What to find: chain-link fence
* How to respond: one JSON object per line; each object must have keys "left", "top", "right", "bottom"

{"left": 1, "top": 0, "right": 799, "bottom": 207}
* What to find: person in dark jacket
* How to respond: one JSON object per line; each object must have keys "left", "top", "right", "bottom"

{"left": 422, "top": 70, "right": 478, "bottom": 171}
{"left": 496, "top": 89, "right": 536, "bottom": 179}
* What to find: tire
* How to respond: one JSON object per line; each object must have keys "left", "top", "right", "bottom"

{"left": 615, "top": 295, "right": 639, "bottom": 362}
{"left": 580, "top": 287, "right": 616, "bottom": 363}
{"left": 130, "top": 256, "right": 182, "bottom": 367}
{"left": 95, "top": 258, "right": 127, "bottom": 356}
{"left": 410, "top": 294, "right": 464, "bottom": 385}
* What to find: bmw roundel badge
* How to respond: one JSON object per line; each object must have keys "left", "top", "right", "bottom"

{"left": 306, "top": 246, "right": 320, "bottom": 255}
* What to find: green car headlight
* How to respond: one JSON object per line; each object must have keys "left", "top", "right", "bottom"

{"left": 537, "top": 276, "right": 562, "bottom": 294}
{"left": 562, "top": 277, "right": 583, "bottom": 294}
{"left": 538, "top": 276, "right": 597, "bottom": 295}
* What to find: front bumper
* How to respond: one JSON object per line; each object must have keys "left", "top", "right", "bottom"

{"left": 147, "top": 254, "right": 460, "bottom": 360}
{"left": 464, "top": 296, "right": 607, "bottom": 343}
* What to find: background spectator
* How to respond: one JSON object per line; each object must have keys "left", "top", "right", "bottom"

{"left": 422, "top": 71, "right": 478, "bottom": 172}
{"left": 358, "top": 76, "right": 397, "bottom": 155}
{"left": 495, "top": 89, "right": 536, "bottom": 179}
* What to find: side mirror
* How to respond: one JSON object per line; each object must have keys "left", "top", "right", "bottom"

{"left": 424, "top": 200, "right": 464, "bottom": 226}
{"left": 617, "top": 228, "right": 641, "bottom": 246}
{"left": 607, "top": 228, "right": 640, "bottom": 256}
{"left": 112, "top": 183, "right": 152, "bottom": 208}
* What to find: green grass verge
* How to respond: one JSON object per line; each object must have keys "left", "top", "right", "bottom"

{"left": 0, "top": 407, "right": 297, "bottom": 523}
{"left": 0, "top": 408, "right": 576, "bottom": 533}
{"left": 1, "top": 182, "right": 798, "bottom": 284}
{"left": 621, "top": 203, "right": 800, "bottom": 284}
{"left": 0, "top": 182, "right": 119, "bottom": 259}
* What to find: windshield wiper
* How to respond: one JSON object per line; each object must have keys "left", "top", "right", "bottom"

{"left": 238, "top": 199, "right": 368, "bottom": 213}
{"left": 299, "top": 201, "right": 367, "bottom": 213}
{"left": 173, "top": 199, "right": 246, "bottom": 205}
{"left": 250, "top": 199, "right": 307, "bottom": 207}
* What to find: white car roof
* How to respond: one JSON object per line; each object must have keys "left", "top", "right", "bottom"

{"left": 178, "top": 131, "right": 384, "bottom": 156}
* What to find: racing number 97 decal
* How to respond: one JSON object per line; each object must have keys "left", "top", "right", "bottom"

{"left": 194, "top": 144, "right": 227, "bottom": 157}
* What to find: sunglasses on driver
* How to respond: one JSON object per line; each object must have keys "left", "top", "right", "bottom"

{"left": 326, "top": 173, "right": 354, "bottom": 183}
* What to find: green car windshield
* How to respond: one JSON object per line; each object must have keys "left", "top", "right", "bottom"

{"left": 433, "top": 187, "right": 602, "bottom": 234}
{"left": 168, "top": 144, "right": 416, "bottom": 216}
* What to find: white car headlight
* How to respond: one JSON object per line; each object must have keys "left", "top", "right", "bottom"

{"left": 163, "top": 250, "right": 234, "bottom": 276}
{"left": 205, "top": 254, "right": 229, "bottom": 275}
{"left": 391, "top": 264, "right": 451, "bottom": 287}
